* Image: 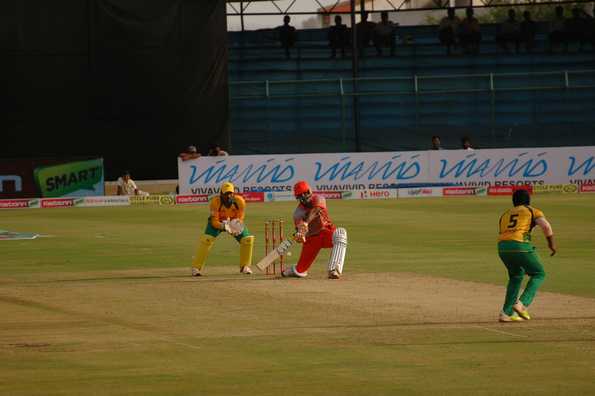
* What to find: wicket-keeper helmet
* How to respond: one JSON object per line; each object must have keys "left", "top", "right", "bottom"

{"left": 293, "top": 181, "right": 311, "bottom": 197}
{"left": 221, "top": 182, "right": 235, "bottom": 194}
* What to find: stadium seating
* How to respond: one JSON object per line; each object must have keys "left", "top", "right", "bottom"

{"left": 228, "top": 24, "right": 595, "bottom": 153}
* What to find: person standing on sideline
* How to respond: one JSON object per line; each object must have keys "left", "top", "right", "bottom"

{"left": 190, "top": 182, "right": 254, "bottom": 276}
{"left": 497, "top": 189, "right": 557, "bottom": 322}
{"left": 431, "top": 135, "right": 442, "bottom": 150}
{"left": 282, "top": 181, "right": 347, "bottom": 279}
{"left": 208, "top": 144, "right": 229, "bottom": 156}
{"left": 461, "top": 136, "right": 475, "bottom": 150}
{"left": 179, "top": 145, "right": 201, "bottom": 161}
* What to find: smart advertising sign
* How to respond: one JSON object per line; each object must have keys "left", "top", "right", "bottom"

{"left": 34, "top": 159, "right": 104, "bottom": 198}
{"left": 0, "top": 158, "right": 104, "bottom": 198}
{"left": 178, "top": 146, "right": 595, "bottom": 194}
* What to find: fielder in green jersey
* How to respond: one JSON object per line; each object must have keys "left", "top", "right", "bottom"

{"left": 497, "top": 189, "right": 557, "bottom": 322}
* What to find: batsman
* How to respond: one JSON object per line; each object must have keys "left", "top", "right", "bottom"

{"left": 191, "top": 181, "right": 254, "bottom": 276}
{"left": 282, "top": 180, "right": 347, "bottom": 279}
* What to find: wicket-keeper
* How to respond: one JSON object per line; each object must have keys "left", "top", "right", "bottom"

{"left": 191, "top": 182, "right": 254, "bottom": 276}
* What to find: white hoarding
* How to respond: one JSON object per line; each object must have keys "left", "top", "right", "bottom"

{"left": 178, "top": 147, "right": 595, "bottom": 194}
{"left": 76, "top": 196, "right": 131, "bottom": 207}
{"left": 398, "top": 187, "right": 444, "bottom": 198}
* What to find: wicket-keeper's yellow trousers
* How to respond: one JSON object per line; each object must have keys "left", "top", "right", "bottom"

{"left": 239, "top": 235, "right": 254, "bottom": 268}
{"left": 192, "top": 234, "right": 255, "bottom": 270}
{"left": 192, "top": 234, "right": 215, "bottom": 271}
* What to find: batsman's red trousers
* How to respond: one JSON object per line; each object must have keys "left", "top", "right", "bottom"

{"left": 296, "top": 226, "right": 336, "bottom": 273}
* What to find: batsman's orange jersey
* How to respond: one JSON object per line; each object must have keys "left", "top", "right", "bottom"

{"left": 209, "top": 195, "right": 246, "bottom": 229}
{"left": 293, "top": 194, "right": 334, "bottom": 237}
{"left": 498, "top": 205, "right": 544, "bottom": 243}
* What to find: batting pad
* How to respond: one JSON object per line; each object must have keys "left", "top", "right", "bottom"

{"left": 328, "top": 227, "right": 347, "bottom": 274}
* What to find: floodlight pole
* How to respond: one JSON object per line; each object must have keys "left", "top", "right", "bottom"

{"left": 350, "top": 0, "right": 361, "bottom": 152}
{"left": 240, "top": 1, "right": 245, "bottom": 31}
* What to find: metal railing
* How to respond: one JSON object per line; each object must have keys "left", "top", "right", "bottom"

{"left": 230, "top": 70, "right": 595, "bottom": 99}
{"left": 229, "top": 69, "right": 595, "bottom": 152}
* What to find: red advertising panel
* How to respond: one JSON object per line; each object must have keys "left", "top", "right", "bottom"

{"left": 240, "top": 192, "right": 265, "bottom": 202}
{"left": 488, "top": 186, "right": 514, "bottom": 196}
{"left": 580, "top": 184, "right": 595, "bottom": 193}
{"left": 41, "top": 198, "right": 75, "bottom": 208}
{"left": 0, "top": 199, "right": 31, "bottom": 209}
{"left": 442, "top": 187, "right": 476, "bottom": 196}
{"left": 175, "top": 195, "right": 209, "bottom": 204}
{"left": 488, "top": 185, "right": 533, "bottom": 196}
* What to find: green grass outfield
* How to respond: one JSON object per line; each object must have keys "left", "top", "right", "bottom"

{"left": 1, "top": 194, "right": 594, "bottom": 395}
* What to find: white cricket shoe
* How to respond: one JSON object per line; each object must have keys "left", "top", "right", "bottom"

{"left": 281, "top": 266, "right": 307, "bottom": 278}
{"left": 328, "top": 269, "right": 341, "bottom": 279}
{"left": 240, "top": 266, "right": 253, "bottom": 275}
{"left": 191, "top": 268, "right": 202, "bottom": 277}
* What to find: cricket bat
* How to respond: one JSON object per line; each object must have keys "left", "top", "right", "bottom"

{"left": 256, "top": 208, "right": 319, "bottom": 272}
{"left": 255, "top": 239, "right": 294, "bottom": 272}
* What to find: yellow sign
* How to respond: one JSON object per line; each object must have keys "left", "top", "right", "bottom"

{"left": 130, "top": 195, "right": 175, "bottom": 205}
{"left": 533, "top": 184, "right": 578, "bottom": 194}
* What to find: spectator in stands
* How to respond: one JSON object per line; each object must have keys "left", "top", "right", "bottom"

{"left": 496, "top": 9, "right": 521, "bottom": 53}
{"left": 590, "top": 4, "right": 595, "bottom": 50}
{"left": 520, "top": 11, "right": 537, "bottom": 53}
{"left": 179, "top": 145, "right": 201, "bottom": 161}
{"left": 278, "top": 15, "right": 297, "bottom": 59}
{"left": 431, "top": 135, "right": 443, "bottom": 150}
{"left": 328, "top": 15, "right": 349, "bottom": 58}
{"left": 208, "top": 144, "right": 229, "bottom": 156}
{"left": 117, "top": 171, "right": 148, "bottom": 196}
{"left": 586, "top": 4, "right": 595, "bottom": 51}
{"left": 373, "top": 11, "right": 397, "bottom": 56}
{"left": 438, "top": 7, "right": 460, "bottom": 55}
{"left": 458, "top": 7, "right": 482, "bottom": 55}
{"left": 461, "top": 136, "right": 475, "bottom": 150}
{"left": 548, "top": 6, "right": 567, "bottom": 52}
{"left": 356, "top": 11, "right": 376, "bottom": 57}
{"left": 565, "top": 7, "right": 589, "bottom": 51}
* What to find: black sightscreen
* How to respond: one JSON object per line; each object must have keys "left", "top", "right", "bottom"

{"left": 2, "top": 0, "right": 229, "bottom": 179}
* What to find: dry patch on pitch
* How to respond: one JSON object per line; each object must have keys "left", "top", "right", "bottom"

{"left": 0, "top": 269, "right": 592, "bottom": 360}
{"left": 1, "top": 268, "right": 594, "bottom": 348}
{"left": 222, "top": 271, "right": 595, "bottom": 332}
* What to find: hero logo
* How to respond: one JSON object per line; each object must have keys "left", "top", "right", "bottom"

{"left": 360, "top": 190, "right": 391, "bottom": 199}
{"left": 0, "top": 175, "right": 23, "bottom": 192}
{"left": 370, "top": 190, "right": 390, "bottom": 198}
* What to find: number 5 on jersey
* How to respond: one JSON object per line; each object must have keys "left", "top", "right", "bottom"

{"left": 507, "top": 214, "right": 519, "bottom": 228}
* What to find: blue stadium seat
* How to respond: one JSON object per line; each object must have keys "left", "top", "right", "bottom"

{"left": 228, "top": 25, "right": 595, "bottom": 153}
